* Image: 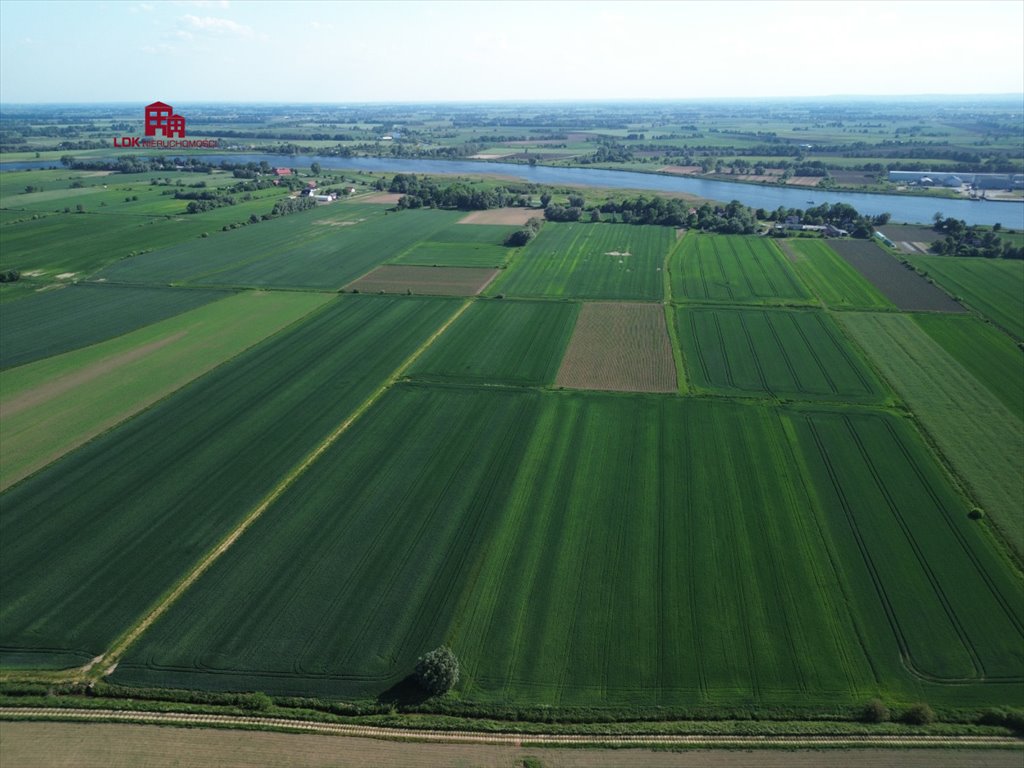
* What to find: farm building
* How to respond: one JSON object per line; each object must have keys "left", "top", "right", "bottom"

{"left": 888, "top": 171, "right": 1023, "bottom": 189}
{"left": 274, "top": 168, "right": 292, "bottom": 176}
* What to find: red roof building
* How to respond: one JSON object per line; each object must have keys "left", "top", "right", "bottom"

{"left": 274, "top": 168, "right": 292, "bottom": 176}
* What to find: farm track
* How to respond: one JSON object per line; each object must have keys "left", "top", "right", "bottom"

{"left": 1, "top": 709, "right": 1019, "bottom": 749}
{"left": 81, "top": 299, "right": 473, "bottom": 680}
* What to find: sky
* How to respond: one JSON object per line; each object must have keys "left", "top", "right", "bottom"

{"left": 1, "top": 0, "right": 1022, "bottom": 103}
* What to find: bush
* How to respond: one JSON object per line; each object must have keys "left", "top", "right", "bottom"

{"left": 415, "top": 646, "right": 460, "bottom": 696}
{"left": 902, "top": 703, "right": 935, "bottom": 725}
{"left": 241, "top": 692, "right": 273, "bottom": 711}
{"left": 861, "top": 698, "right": 889, "bottom": 723}
{"left": 968, "top": 507, "right": 984, "bottom": 520}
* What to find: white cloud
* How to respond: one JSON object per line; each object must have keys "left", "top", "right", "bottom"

{"left": 181, "top": 14, "right": 252, "bottom": 36}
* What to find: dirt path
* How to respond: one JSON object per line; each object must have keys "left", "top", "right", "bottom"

{"left": 2, "top": 721, "right": 1020, "bottom": 768}
{"left": 0, "top": 331, "right": 187, "bottom": 419}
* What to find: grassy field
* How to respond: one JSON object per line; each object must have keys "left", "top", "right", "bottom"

{"left": 670, "top": 234, "right": 812, "bottom": 305}
{"left": 908, "top": 256, "right": 1024, "bottom": 340}
{"left": 345, "top": 265, "right": 499, "bottom": 296}
{"left": 489, "top": 222, "right": 671, "bottom": 300}
{"left": 0, "top": 296, "right": 457, "bottom": 669}
{"left": 677, "top": 308, "right": 888, "bottom": 403}
{"left": 779, "top": 240, "right": 893, "bottom": 310}
{"left": 408, "top": 299, "right": 578, "bottom": 386}
{"left": 97, "top": 206, "right": 463, "bottom": 291}
{"left": 390, "top": 222, "right": 517, "bottom": 268}
{"left": 839, "top": 312, "right": 1024, "bottom": 558}
{"left": 114, "top": 387, "right": 1023, "bottom": 707}
{"left": 913, "top": 313, "right": 1024, "bottom": 418}
{"left": 0, "top": 284, "right": 231, "bottom": 370}
{"left": 0, "top": 291, "right": 331, "bottom": 490}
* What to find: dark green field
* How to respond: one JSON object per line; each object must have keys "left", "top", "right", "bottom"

{"left": 114, "top": 386, "right": 1023, "bottom": 707}
{"left": 391, "top": 222, "right": 517, "bottom": 267}
{"left": 408, "top": 299, "right": 578, "bottom": 386}
{"left": 677, "top": 307, "right": 888, "bottom": 402}
{"left": 0, "top": 295, "right": 457, "bottom": 669}
{"left": 0, "top": 284, "right": 231, "bottom": 370}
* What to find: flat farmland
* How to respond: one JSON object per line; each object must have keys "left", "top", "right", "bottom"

{"left": 0, "top": 198, "right": 287, "bottom": 278}
{"left": 458, "top": 208, "right": 541, "bottom": 225}
{"left": 345, "top": 265, "right": 499, "bottom": 296}
{"left": 490, "top": 222, "right": 670, "bottom": 300}
{"left": 670, "top": 234, "right": 812, "bottom": 305}
{"left": 908, "top": 256, "right": 1024, "bottom": 339}
{"left": 779, "top": 239, "right": 893, "bottom": 310}
{"left": 828, "top": 240, "right": 965, "bottom": 313}
{"left": 409, "top": 299, "right": 578, "bottom": 385}
{"left": 555, "top": 302, "right": 677, "bottom": 393}
{"left": 0, "top": 295, "right": 457, "bottom": 669}
{"left": 913, "top": 313, "right": 1024, "bottom": 418}
{"left": 677, "top": 308, "right": 888, "bottom": 403}
{"left": 840, "top": 312, "right": 1024, "bottom": 558}
{"left": 97, "top": 207, "right": 464, "bottom": 291}
{"left": 0, "top": 284, "right": 231, "bottom": 370}
{"left": 111, "top": 387, "right": 1024, "bottom": 706}
{"left": 0, "top": 291, "right": 331, "bottom": 490}
{"left": 391, "top": 223, "right": 517, "bottom": 268}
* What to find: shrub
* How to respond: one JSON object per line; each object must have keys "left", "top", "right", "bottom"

{"left": 415, "top": 646, "right": 460, "bottom": 696}
{"left": 902, "top": 703, "right": 935, "bottom": 725}
{"left": 241, "top": 692, "right": 273, "bottom": 711}
{"left": 861, "top": 698, "right": 889, "bottom": 723}
{"left": 968, "top": 507, "right": 984, "bottom": 520}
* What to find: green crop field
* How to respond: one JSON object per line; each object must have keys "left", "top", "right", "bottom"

{"left": 909, "top": 256, "right": 1024, "bottom": 340}
{"left": 0, "top": 291, "right": 331, "bottom": 490}
{"left": 0, "top": 198, "right": 290, "bottom": 278}
{"left": 840, "top": 312, "right": 1024, "bottom": 558}
{"left": 0, "top": 284, "right": 231, "bottom": 370}
{"left": 913, "top": 313, "right": 1024, "bottom": 419}
{"left": 670, "top": 234, "right": 812, "bottom": 305}
{"left": 114, "top": 386, "right": 1023, "bottom": 707}
{"left": 489, "top": 222, "right": 670, "bottom": 300}
{"left": 97, "top": 206, "right": 463, "bottom": 290}
{"left": 391, "top": 222, "right": 518, "bottom": 267}
{"left": 780, "top": 239, "right": 893, "bottom": 310}
{"left": 0, "top": 295, "right": 458, "bottom": 670}
{"left": 408, "top": 299, "right": 578, "bottom": 386}
{"left": 677, "top": 307, "right": 888, "bottom": 402}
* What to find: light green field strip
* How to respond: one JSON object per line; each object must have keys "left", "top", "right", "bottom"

{"left": 909, "top": 256, "right": 1024, "bottom": 340}
{"left": 780, "top": 239, "right": 893, "bottom": 310}
{"left": 839, "top": 313, "right": 1024, "bottom": 558}
{"left": 0, "top": 291, "right": 331, "bottom": 490}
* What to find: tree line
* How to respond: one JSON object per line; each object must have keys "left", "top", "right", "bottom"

{"left": 929, "top": 215, "right": 1023, "bottom": 259}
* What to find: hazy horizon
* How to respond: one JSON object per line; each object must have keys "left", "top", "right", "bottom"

{"left": 2, "top": 0, "right": 1023, "bottom": 104}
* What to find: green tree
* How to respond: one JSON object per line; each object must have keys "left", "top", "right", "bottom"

{"left": 415, "top": 646, "right": 460, "bottom": 696}
{"left": 310, "top": 162, "right": 322, "bottom": 176}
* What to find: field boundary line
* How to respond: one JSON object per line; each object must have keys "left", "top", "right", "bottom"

{"left": 84, "top": 299, "right": 474, "bottom": 679}
{"left": 3, "top": 708, "right": 1020, "bottom": 748}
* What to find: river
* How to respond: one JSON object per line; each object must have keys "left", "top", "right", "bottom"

{"left": 5, "top": 154, "right": 1022, "bottom": 227}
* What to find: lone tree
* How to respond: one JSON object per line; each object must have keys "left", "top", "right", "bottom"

{"left": 415, "top": 646, "right": 459, "bottom": 696}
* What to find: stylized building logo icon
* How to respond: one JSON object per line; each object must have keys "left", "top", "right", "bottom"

{"left": 144, "top": 101, "right": 186, "bottom": 138}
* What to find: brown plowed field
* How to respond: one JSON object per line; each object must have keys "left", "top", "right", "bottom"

{"left": 786, "top": 176, "right": 825, "bottom": 187}
{"left": 879, "top": 224, "right": 944, "bottom": 244}
{"left": 556, "top": 302, "right": 676, "bottom": 393}
{"left": 658, "top": 165, "right": 703, "bottom": 175}
{"left": 828, "top": 239, "right": 966, "bottom": 312}
{"left": 2, "top": 721, "right": 1020, "bottom": 768}
{"left": 458, "top": 208, "right": 542, "bottom": 225}
{"left": 345, "top": 265, "right": 499, "bottom": 296}
{"left": 360, "top": 192, "right": 405, "bottom": 204}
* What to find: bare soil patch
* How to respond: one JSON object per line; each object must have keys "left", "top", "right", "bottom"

{"left": 3, "top": 722, "right": 1018, "bottom": 768}
{"left": 467, "top": 152, "right": 516, "bottom": 159}
{"left": 1, "top": 331, "right": 187, "bottom": 419}
{"left": 556, "top": 302, "right": 676, "bottom": 393}
{"left": 879, "top": 224, "right": 943, "bottom": 244}
{"left": 786, "top": 176, "right": 824, "bottom": 187}
{"left": 829, "top": 169, "right": 881, "bottom": 185}
{"left": 345, "top": 265, "right": 499, "bottom": 296}
{"left": 828, "top": 239, "right": 966, "bottom": 312}
{"left": 458, "top": 208, "right": 541, "bottom": 225}
{"left": 658, "top": 165, "right": 703, "bottom": 175}
{"left": 735, "top": 174, "right": 780, "bottom": 182}
{"left": 360, "top": 192, "right": 405, "bottom": 204}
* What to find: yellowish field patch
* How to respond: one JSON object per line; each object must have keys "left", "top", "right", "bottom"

{"left": 786, "top": 176, "right": 823, "bottom": 187}
{"left": 458, "top": 208, "right": 541, "bottom": 225}
{"left": 360, "top": 192, "right": 405, "bottom": 204}
{"left": 556, "top": 302, "right": 676, "bottom": 393}
{"left": 658, "top": 165, "right": 703, "bottom": 175}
